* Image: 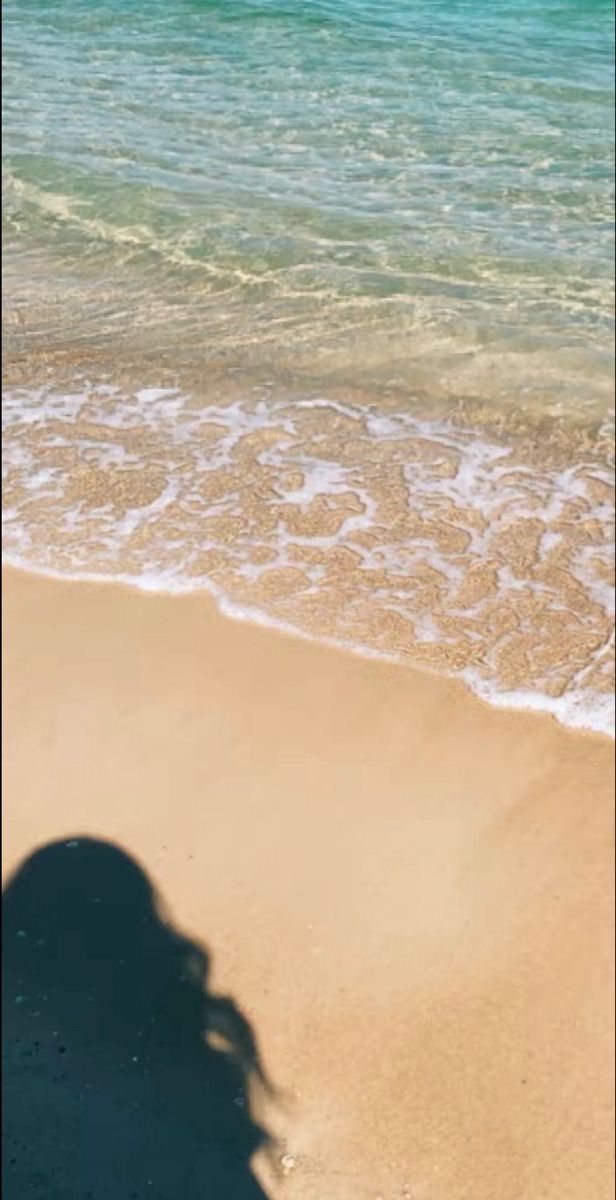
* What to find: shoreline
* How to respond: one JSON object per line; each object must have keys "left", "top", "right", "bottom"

{"left": 3, "top": 565, "right": 615, "bottom": 1198}
{"left": 4, "top": 558, "right": 614, "bottom": 743}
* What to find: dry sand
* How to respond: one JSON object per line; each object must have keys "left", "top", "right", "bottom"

{"left": 2, "top": 565, "right": 614, "bottom": 1199}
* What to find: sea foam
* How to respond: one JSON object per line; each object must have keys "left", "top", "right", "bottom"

{"left": 3, "top": 381, "right": 614, "bottom": 738}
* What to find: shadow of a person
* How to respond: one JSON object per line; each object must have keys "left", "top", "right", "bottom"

{"left": 2, "top": 837, "right": 273, "bottom": 1199}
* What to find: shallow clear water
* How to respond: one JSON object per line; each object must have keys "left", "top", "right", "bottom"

{"left": 3, "top": 0, "right": 615, "bottom": 732}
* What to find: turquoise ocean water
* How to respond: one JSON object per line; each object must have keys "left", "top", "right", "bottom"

{"left": 3, "top": 0, "right": 615, "bottom": 732}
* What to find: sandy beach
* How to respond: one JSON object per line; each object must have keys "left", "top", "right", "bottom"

{"left": 4, "top": 2, "right": 614, "bottom": 1195}
{"left": 2, "top": 564, "right": 614, "bottom": 1199}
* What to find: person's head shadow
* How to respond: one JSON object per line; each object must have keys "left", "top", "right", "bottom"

{"left": 2, "top": 836, "right": 274, "bottom": 1199}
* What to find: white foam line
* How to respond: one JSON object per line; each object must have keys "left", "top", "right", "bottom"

{"left": 3, "top": 552, "right": 614, "bottom": 740}
{"left": 3, "top": 382, "right": 614, "bottom": 739}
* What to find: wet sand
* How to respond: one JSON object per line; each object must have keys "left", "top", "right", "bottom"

{"left": 2, "top": 565, "right": 614, "bottom": 1199}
